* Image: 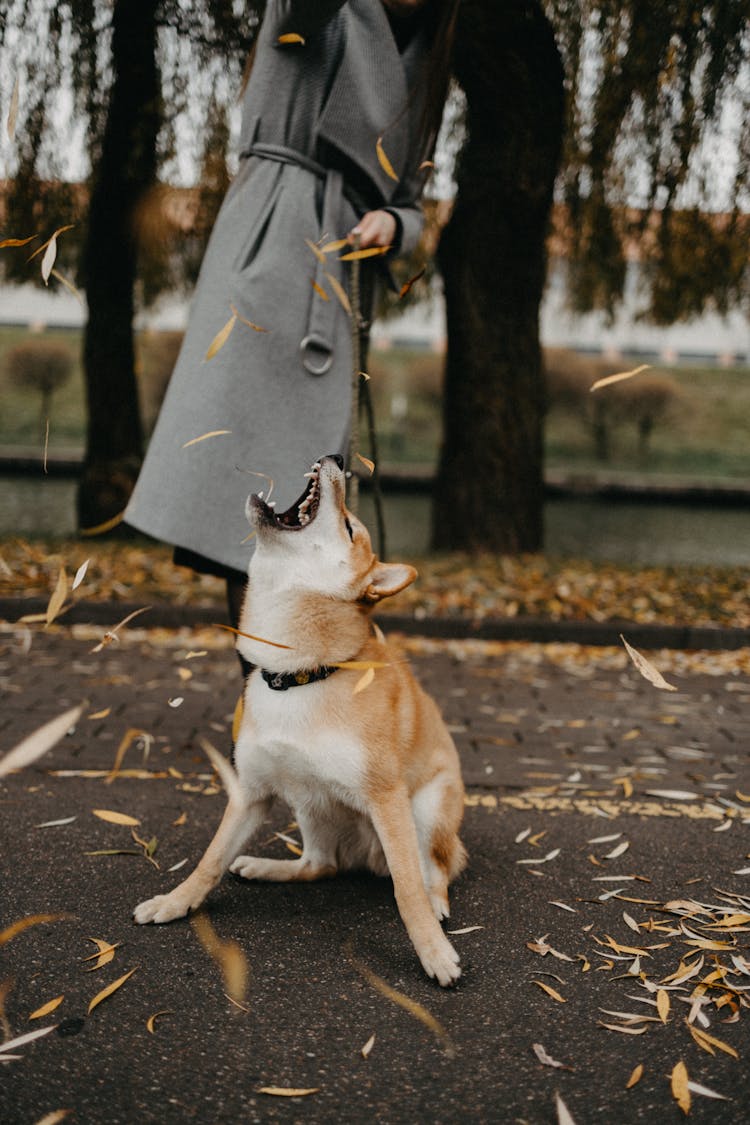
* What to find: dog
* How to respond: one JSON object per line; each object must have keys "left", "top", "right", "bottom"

{"left": 134, "top": 454, "right": 466, "bottom": 985}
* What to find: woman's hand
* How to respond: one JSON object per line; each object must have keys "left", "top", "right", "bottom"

{"left": 349, "top": 209, "right": 397, "bottom": 249}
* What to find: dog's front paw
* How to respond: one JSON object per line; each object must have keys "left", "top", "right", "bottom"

{"left": 133, "top": 892, "right": 191, "bottom": 925}
{"left": 418, "top": 933, "right": 461, "bottom": 987}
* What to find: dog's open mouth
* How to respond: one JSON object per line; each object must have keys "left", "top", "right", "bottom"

{"left": 251, "top": 455, "right": 343, "bottom": 531}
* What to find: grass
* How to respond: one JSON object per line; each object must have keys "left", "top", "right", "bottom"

{"left": 1, "top": 327, "right": 749, "bottom": 480}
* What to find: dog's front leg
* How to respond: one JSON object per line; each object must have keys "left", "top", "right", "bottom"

{"left": 134, "top": 796, "right": 270, "bottom": 925}
{"left": 370, "top": 788, "right": 460, "bottom": 986}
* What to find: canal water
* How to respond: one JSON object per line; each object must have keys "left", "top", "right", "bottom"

{"left": 1, "top": 475, "right": 748, "bottom": 566}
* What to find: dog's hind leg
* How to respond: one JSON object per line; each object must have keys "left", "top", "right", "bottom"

{"left": 134, "top": 795, "right": 271, "bottom": 924}
{"left": 230, "top": 807, "right": 338, "bottom": 883}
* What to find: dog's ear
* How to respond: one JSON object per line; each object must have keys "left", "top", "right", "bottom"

{"left": 363, "top": 561, "right": 417, "bottom": 603}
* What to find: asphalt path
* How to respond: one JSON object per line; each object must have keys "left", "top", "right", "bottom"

{"left": 1, "top": 619, "right": 750, "bottom": 1124}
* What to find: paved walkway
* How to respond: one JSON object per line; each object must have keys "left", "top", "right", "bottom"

{"left": 1, "top": 615, "right": 749, "bottom": 1123}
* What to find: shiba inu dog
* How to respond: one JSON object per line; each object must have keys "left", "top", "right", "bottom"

{"left": 134, "top": 455, "right": 466, "bottom": 985}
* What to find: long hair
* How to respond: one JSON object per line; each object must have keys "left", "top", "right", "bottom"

{"left": 417, "top": 0, "right": 460, "bottom": 161}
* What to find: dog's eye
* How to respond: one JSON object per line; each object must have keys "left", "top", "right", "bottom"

{"left": 344, "top": 517, "right": 354, "bottom": 541}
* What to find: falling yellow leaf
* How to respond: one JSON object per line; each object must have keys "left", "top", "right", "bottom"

{"left": 311, "top": 279, "right": 330, "bottom": 301}
{"left": 42, "top": 235, "right": 61, "bottom": 283}
{"left": 418, "top": 160, "right": 436, "bottom": 172}
{"left": 214, "top": 623, "right": 293, "bottom": 649}
{"left": 258, "top": 1087, "right": 319, "bottom": 1097}
{"left": 33, "top": 1113, "right": 71, "bottom": 1125}
{"left": 0, "top": 914, "right": 73, "bottom": 946}
{"left": 45, "top": 565, "right": 69, "bottom": 626}
{"left": 532, "top": 980, "right": 566, "bottom": 1003}
{"left": 353, "top": 666, "right": 375, "bottom": 695}
{"left": 338, "top": 245, "right": 391, "bottom": 261}
{"left": 79, "top": 509, "right": 126, "bottom": 537}
{"left": 50, "top": 267, "right": 84, "bottom": 305}
{"left": 324, "top": 270, "right": 351, "bottom": 314}
{"left": 28, "top": 224, "right": 73, "bottom": 263}
{"left": 191, "top": 912, "right": 248, "bottom": 1004}
{"left": 72, "top": 558, "right": 90, "bottom": 591}
{"left": 590, "top": 364, "right": 651, "bottom": 392}
{"left": 87, "top": 967, "right": 138, "bottom": 1015}
{"left": 332, "top": 660, "right": 390, "bottom": 671}
{"left": 0, "top": 234, "right": 37, "bottom": 248}
{"left": 0, "top": 704, "right": 84, "bottom": 780}
{"left": 92, "top": 809, "right": 141, "bottom": 826}
{"left": 361, "top": 1033, "right": 376, "bottom": 1059}
{"left": 89, "top": 605, "right": 151, "bottom": 650}
{"left": 626, "top": 1064, "right": 644, "bottom": 1088}
{"left": 146, "top": 1010, "right": 172, "bottom": 1033}
{"left": 356, "top": 453, "right": 375, "bottom": 474}
{"left": 205, "top": 313, "right": 237, "bottom": 360}
{"left": 88, "top": 708, "right": 111, "bottom": 721}
{"left": 173, "top": 812, "right": 187, "bottom": 827}
{"left": 277, "top": 32, "right": 306, "bottom": 44}
{"left": 657, "top": 989, "right": 670, "bottom": 1023}
{"left": 182, "top": 430, "right": 232, "bottom": 448}
{"left": 399, "top": 266, "right": 426, "bottom": 299}
{"left": 620, "top": 635, "right": 677, "bottom": 692}
{"left": 352, "top": 957, "right": 454, "bottom": 1055}
{"left": 671, "top": 1061, "right": 691, "bottom": 1115}
{"left": 6, "top": 76, "right": 19, "bottom": 140}
{"left": 105, "top": 727, "right": 147, "bottom": 784}
{"left": 304, "top": 237, "right": 326, "bottom": 264}
{"left": 229, "top": 304, "right": 267, "bottom": 332}
{"left": 376, "top": 135, "right": 398, "bottom": 181}
{"left": 29, "top": 995, "right": 64, "bottom": 1020}
{"left": 319, "top": 238, "right": 349, "bottom": 254}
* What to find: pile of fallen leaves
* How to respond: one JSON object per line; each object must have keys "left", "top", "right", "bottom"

{"left": 1, "top": 537, "right": 749, "bottom": 629}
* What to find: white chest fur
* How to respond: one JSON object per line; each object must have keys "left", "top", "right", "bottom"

{"left": 234, "top": 672, "right": 367, "bottom": 811}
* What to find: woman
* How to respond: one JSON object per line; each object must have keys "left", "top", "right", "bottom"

{"left": 125, "top": 0, "right": 457, "bottom": 643}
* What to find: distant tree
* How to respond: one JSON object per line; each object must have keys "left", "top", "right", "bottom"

{"left": 6, "top": 340, "right": 74, "bottom": 436}
{"left": 433, "top": 0, "right": 750, "bottom": 552}
{"left": 0, "top": 0, "right": 261, "bottom": 528}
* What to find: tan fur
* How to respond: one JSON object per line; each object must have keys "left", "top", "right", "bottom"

{"left": 134, "top": 457, "right": 466, "bottom": 986}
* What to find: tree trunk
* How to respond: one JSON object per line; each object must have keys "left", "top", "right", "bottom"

{"left": 76, "top": 0, "right": 160, "bottom": 530}
{"left": 432, "top": 0, "right": 564, "bottom": 553}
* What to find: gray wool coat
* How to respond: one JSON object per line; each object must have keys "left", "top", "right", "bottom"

{"left": 125, "top": 0, "right": 429, "bottom": 574}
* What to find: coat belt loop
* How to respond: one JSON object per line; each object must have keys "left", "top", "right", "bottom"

{"left": 300, "top": 167, "right": 344, "bottom": 377}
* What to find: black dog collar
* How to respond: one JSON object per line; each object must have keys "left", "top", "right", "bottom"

{"left": 261, "top": 666, "right": 337, "bottom": 691}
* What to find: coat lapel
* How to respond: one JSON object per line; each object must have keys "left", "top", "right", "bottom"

{"left": 316, "top": 0, "right": 422, "bottom": 203}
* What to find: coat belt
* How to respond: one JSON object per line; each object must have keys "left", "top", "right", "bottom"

{"left": 241, "top": 141, "right": 349, "bottom": 376}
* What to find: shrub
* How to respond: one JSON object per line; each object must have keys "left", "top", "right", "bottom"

{"left": 6, "top": 340, "right": 74, "bottom": 433}
{"left": 544, "top": 347, "right": 680, "bottom": 463}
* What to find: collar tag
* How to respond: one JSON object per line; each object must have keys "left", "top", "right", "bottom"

{"left": 261, "top": 666, "right": 336, "bottom": 691}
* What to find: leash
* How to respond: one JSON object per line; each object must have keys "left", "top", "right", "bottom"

{"left": 346, "top": 234, "right": 387, "bottom": 559}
